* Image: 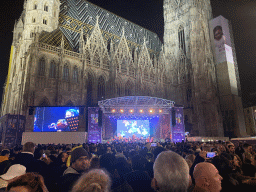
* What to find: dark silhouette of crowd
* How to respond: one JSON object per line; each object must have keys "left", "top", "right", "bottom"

{"left": 0, "top": 140, "right": 255, "bottom": 192}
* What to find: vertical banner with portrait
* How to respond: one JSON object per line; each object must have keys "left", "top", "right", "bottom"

{"left": 88, "top": 107, "right": 101, "bottom": 143}
{"left": 171, "top": 107, "right": 185, "bottom": 143}
{"left": 209, "top": 15, "right": 234, "bottom": 64}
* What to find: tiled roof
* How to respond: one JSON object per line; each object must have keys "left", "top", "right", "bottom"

{"left": 58, "top": 0, "right": 162, "bottom": 54}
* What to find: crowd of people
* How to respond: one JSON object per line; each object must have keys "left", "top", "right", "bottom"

{"left": 0, "top": 140, "right": 255, "bottom": 191}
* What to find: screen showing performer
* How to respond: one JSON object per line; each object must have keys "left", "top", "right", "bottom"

{"left": 33, "top": 107, "right": 80, "bottom": 132}
{"left": 117, "top": 120, "right": 150, "bottom": 138}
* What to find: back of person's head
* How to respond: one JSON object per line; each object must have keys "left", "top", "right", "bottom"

{"left": 153, "top": 147, "right": 166, "bottom": 161}
{"left": 23, "top": 142, "right": 35, "bottom": 153}
{"left": 132, "top": 155, "right": 147, "bottom": 171}
{"left": 72, "top": 169, "right": 111, "bottom": 192}
{"left": 1, "top": 149, "right": 10, "bottom": 156}
{"left": 6, "top": 172, "right": 48, "bottom": 192}
{"left": 100, "top": 154, "right": 116, "bottom": 174}
{"left": 243, "top": 143, "right": 251, "bottom": 150}
{"left": 185, "top": 154, "right": 195, "bottom": 164}
{"left": 153, "top": 151, "right": 189, "bottom": 192}
{"left": 90, "top": 157, "right": 100, "bottom": 169}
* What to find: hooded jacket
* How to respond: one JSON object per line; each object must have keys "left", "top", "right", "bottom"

{"left": 58, "top": 166, "right": 81, "bottom": 192}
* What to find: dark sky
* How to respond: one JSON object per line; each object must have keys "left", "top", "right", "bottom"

{"left": 0, "top": 0, "right": 256, "bottom": 108}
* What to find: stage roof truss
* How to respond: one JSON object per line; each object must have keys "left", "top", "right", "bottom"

{"left": 98, "top": 96, "right": 175, "bottom": 114}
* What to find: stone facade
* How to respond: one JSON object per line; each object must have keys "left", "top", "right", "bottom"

{"left": 0, "top": 0, "right": 246, "bottom": 137}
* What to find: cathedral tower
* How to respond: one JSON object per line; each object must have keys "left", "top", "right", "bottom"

{"left": 1, "top": 0, "right": 60, "bottom": 116}
{"left": 163, "top": 0, "right": 224, "bottom": 136}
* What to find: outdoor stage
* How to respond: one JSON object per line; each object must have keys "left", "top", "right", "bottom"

{"left": 2, "top": 96, "right": 185, "bottom": 145}
{"left": 87, "top": 96, "right": 185, "bottom": 143}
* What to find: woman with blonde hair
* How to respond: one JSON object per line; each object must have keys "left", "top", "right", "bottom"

{"left": 72, "top": 169, "right": 111, "bottom": 192}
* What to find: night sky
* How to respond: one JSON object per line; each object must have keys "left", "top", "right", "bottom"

{"left": 0, "top": 0, "right": 256, "bottom": 108}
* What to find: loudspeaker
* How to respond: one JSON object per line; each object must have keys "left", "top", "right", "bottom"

{"left": 98, "top": 109, "right": 102, "bottom": 127}
{"left": 29, "top": 107, "right": 34, "bottom": 115}
{"left": 172, "top": 108, "right": 176, "bottom": 126}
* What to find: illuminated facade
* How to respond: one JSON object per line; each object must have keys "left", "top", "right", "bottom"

{"left": 0, "top": 0, "right": 247, "bottom": 137}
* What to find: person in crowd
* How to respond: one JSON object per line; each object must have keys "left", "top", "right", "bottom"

{"left": 99, "top": 153, "right": 133, "bottom": 192}
{"left": 242, "top": 143, "right": 253, "bottom": 164}
{"left": 12, "top": 142, "right": 43, "bottom": 174}
{"left": 71, "top": 169, "right": 111, "bottom": 192}
{"left": 115, "top": 146, "right": 127, "bottom": 160}
{"left": 6, "top": 172, "right": 48, "bottom": 192}
{"left": 90, "top": 157, "right": 101, "bottom": 170}
{"left": 190, "top": 151, "right": 207, "bottom": 184}
{"left": 152, "top": 151, "right": 190, "bottom": 192}
{"left": 217, "top": 144, "right": 226, "bottom": 155}
{"left": 47, "top": 152, "right": 69, "bottom": 192}
{"left": 0, "top": 164, "right": 26, "bottom": 191}
{"left": 0, "top": 150, "right": 12, "bottom": 175}
{"left": 0, "top": 150, "right": 10, "bottom": 163}
{"left": 106, "top": 146, "right": 113, "bottom": 154}
{"left": 193, "top": 162, "right": 223, "bottom": 192}
{"left": 59, "top": 147, "right": 90, "bottom": 192}
{"left": 123, "top": 155, "right": 154, "bottom": 192}
{"left": 227, "top": 144, "right": 235, "bottom": 155}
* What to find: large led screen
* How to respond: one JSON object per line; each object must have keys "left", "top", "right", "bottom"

{"left": 33, "top": 107, "right": 79, "bottom": 132}
{"left": 117, "top": 120, "right": 150, "bottom": 138}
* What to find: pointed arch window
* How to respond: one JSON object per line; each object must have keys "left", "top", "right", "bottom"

{"left": 125, "top": 81, "right": 133, "bottom": 96}
{"left": 94, "top": 54, "right": 100, "bottom": 67}
{"left": 116, "top": 82, "right": 122, "bottom": 97}
{"left": 87, "top": 73, "right": 93, "bottom": 106}
{"left": 49, "top": 61, "right": 57, "bottom": 78}
{"left": 121, "top": 58, "right": 127, "bottom": 73}
{"left": 43, "top": 19, "right": 47, "bottom": 25}
{"left": 63, "top": 65, "right": 69, "bottom": 81}
{"left": 38, "top": 58, "right": 45, "bottom": 76}
{"left": 144, "top": 69, "right": 149, "bottom": 80}
{"left": 150, "top": 71, "right": 155, "bottom": 81}
{"left": 73, "top": 66, "right": 79, "bottom": 83}
{"left": 44, "top": 4, "right": 49, "bottom": 12}
{"left": 86, "top": 51, "right": 90, "bottom": 65}
{"left": 129, "top": 65, "right": 135, "bottom": 77}
{"left": 178, "top": 26, "right": 186, "bottom": 55}
{"left": 103, "top": 56, "right": 109, "bottom": 69}
{"left": 97, "top": 76, "right": 105, "bottom": 101}
{"left": 34, "top": 3, "right": 37, "bottom": 10}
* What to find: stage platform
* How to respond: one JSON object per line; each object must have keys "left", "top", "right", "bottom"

{"left": 22, "top": 132, "right": 87, "bottom": 145}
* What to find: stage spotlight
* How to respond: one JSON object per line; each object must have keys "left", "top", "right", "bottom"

{"left": 129, "top": 109, "right": 134, "bottom": 113}
{"left": 159, "top": 109, "right": 163, "bottom": 113}
{"left": 139, "top": 109, "right": 143, "bottom": 113}
{"left": 112, "top": 109, "right": 116, "bottom": 113}
{"left": 149, "top": 109, "right": 153, "bottom": 113}
{"left": 120, "top": 109, "right": 124, "bottom": 113}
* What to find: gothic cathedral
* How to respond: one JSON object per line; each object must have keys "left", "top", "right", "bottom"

{"left": 0, "top": 0, "right": 246, "bottom": 137}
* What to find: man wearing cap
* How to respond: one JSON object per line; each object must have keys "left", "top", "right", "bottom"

{"left": 58, "top": 147, "right": 90, "bottom": 192}
{"left": 0, "top": 164, "right": 26, "bottom": 191}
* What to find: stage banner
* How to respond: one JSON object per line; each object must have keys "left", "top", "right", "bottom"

{"left": 209, "top": 15, "right": 234, "bottom": 64}
{"left": 171, "top": 107, "right": 185, "bottom": 143}
{"left": 0, "top": 114, "right": 26, "bottom": 146}
{"left": 88, "top": 107, "right": 101, "bottom": 143}
{"left": 160, "top": 114, "right": 171, "bottom": 140}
